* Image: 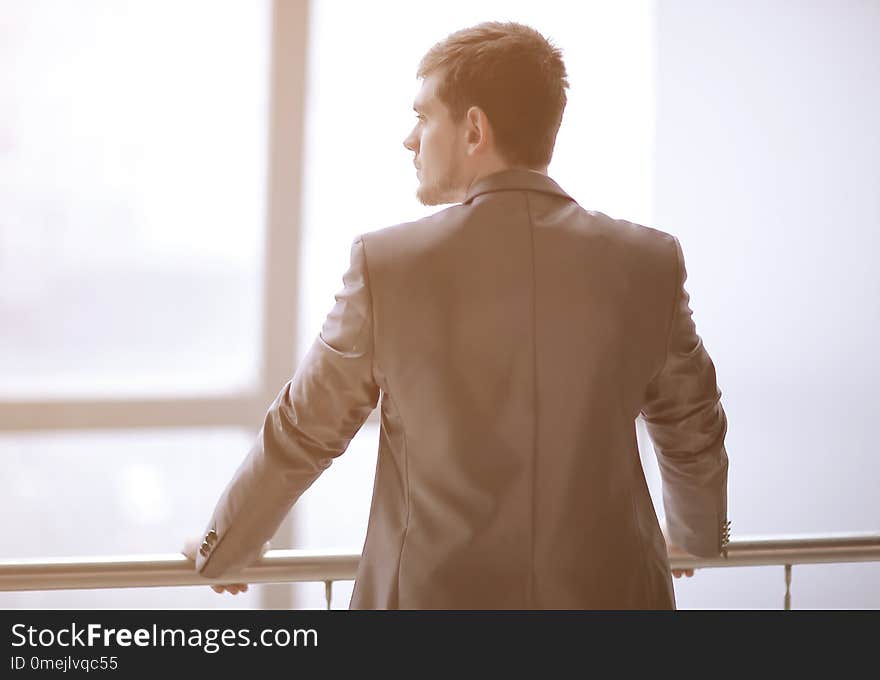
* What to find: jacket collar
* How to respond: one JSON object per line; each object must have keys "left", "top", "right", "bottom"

{"left": 462, "top": 168, "right": 575, "bottom": 205}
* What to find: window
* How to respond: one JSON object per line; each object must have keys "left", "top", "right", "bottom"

{"left": 0, "top": 0, "right": 272, "bottom": 609}
{"left": 0, "top": 0, "right": 270, "bottom": 398}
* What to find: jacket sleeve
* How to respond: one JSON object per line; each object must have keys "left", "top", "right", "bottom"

{"left": 640, "top": 235, "right": 730, "bottom": 558}
{"left": 195, "top": 236, "right": 380, "bottom": 579}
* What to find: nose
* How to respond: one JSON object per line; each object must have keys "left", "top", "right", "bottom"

{"left": 403, "top": 125, "right": 418, "bottom": 153}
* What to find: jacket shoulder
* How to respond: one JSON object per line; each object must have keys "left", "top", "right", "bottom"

{"left": 586, "top": 209, "right": 675, "bottom": 248}
{"left": 365, "top": 203, "right": 465, "bottom": 240}
{"left": 358, "top": 203, "right": 469, "bottom": 267}
{"left": 582, "top": 210, "right": 679, "bottom": 274}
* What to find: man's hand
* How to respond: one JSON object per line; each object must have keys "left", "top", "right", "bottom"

{"left": 666, "top": 541, "right": 695, "bottom": 579}
{"left": 181, "top": 537, "right": 270, "bottom": 595}
{"left": 660, "top": 521, "right": 696, "bottom": 579}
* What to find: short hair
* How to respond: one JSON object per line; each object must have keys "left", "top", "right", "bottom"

{"left": 417, "top": 21, "right": 569, "bottom": 169}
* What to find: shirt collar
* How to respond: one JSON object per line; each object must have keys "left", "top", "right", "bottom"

{"left": 462, "top": 168, "right": 575, "bottom": 205}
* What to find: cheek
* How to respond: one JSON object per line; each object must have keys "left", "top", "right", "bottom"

{"left": 421, "top": 126, "right": 448, "bottom": 159}
{"left": 419, "top": 128, "right": 432, "bottom": 154}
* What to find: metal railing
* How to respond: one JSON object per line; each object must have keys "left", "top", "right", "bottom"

{"left": 1, "top": 532, "right": 878, "bottom": 609}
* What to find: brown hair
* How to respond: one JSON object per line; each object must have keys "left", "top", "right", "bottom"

{"left": 417, "top": 21, "right": 569, "bottom": 169}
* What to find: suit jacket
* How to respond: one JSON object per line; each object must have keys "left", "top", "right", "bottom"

{"left": 194, "top": 168, "right": 730, "bottom": 609}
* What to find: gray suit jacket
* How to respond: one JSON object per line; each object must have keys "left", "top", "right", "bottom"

{"left": 194, "top": 168, "right": 730, "bottom": 609}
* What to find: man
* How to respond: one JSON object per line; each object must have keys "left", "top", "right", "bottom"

{"left": 183, "top": 21, "right": 729, "bottom": 609}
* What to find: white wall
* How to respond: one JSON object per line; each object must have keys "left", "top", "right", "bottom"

{"left": 651, "top": 0, "right": 880, "bottom": 608}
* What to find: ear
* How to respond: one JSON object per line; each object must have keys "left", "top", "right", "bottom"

{"left": 465, "top": 105, "right": 491, "bottom": 152}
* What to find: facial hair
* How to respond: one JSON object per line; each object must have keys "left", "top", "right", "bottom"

{"left": 416, "top": 155, "right": 464, "bottom": 206}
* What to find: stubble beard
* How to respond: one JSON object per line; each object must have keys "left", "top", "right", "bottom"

{"left": 416, "top": 161, "right": 463, "bottom": 206}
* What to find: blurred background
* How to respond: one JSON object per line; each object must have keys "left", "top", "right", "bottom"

{"left": 0, "top": 0, "right": 877, "bottom": 609}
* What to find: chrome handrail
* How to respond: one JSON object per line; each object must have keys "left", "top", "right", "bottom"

{"left": 0, "top": 549, "right": 359, "bottom": 592}
{"left": 1, "top": 532, "right": 877, "bottom": 593}
{"left": 672, "top": 531, "right": 880, "bottom": 569}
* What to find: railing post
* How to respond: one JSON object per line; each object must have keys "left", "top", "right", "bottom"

{"left": 784, "top": 564, "right": 792, "bottom": 610}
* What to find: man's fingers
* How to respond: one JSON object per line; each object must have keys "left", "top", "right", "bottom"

{"left": 210, "top": 583, "right": 249, "bottom": 595}
{"left": 672, "top": 569, "right": 695, "bottom": 579}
